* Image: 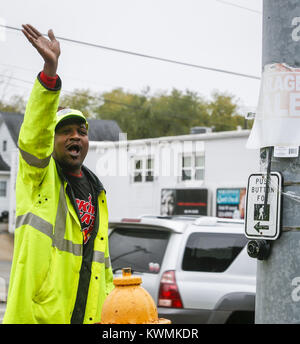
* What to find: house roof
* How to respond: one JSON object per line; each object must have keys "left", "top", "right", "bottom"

{"left": 0, "top": 112, "right": 122, "bottom": 143}
{"left": 87, "top": 119, "right": 121, "bottom": 141}
{"left": 0, "top": 112, "right": 24, "bottom": 145}
{"left": 0, "top": 154, "right": 10, "bottom": 171}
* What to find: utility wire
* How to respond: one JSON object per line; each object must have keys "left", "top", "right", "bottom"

{"left": 215, "top": 0, "right": 261, "bottom": 14}
{"left": 0, "top": 73, "right": 33, "bottom": 85}
{"left": 0, "top": 24, "right": 261, "bottom": 81}
{"left": 0, "top": 73, "right": 144, "bottom": 110}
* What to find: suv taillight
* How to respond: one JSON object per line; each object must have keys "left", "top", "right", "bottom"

{"left": 158, "top": 270, "right": 183, "bottom": 308}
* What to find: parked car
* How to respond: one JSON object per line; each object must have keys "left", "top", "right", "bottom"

{"left": 108, "top": 215, "right": 256, "bottom": 324}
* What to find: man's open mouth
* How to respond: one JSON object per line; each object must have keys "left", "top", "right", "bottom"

{"left": 67, "top": 144, "right": 81, "bottom": 157}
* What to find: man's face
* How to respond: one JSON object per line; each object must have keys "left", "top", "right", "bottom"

{"left": 53, "top": 118, "right": 89, "bottom": 174}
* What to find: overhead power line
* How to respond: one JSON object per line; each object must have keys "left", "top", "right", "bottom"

{"left": 0, "top": 73, "right": 143, "bottom": 110}
{"left": 0, "top": 24, "right": 261, "bottom": 81}
{"left": 0, "top": 73, "right": 33, "bottom": 85}
{"left": 215, "top": 0, "right": 262, "bottom": 14}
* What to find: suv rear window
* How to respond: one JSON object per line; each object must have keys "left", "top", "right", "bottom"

{"left": 182, "top": 233, "right": 247, "bottom": 272}
{"left": 109, "top": 227, "right": 170, "bottom": 274}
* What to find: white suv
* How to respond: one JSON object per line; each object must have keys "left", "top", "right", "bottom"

{"left": 108, "top": 216, "right": 256, "bottom": 324}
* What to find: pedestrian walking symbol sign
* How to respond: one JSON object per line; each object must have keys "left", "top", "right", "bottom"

{"left": 245, "top": 172, "right": 282, "bottom": 240}
{"left": 254, "top": 204, "right": 270, "bottom": 222}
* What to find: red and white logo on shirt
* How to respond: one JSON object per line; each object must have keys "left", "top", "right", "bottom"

{"left": 76, "top": 194, "right": 95, "bottom": 244}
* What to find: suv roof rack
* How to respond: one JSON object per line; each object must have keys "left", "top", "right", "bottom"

{"left": 139, "top": 214, "right": 245, "bottom": 225}
{"left": 140, "top": 214, "right": 199, "bottom": 221}
{"left": 193, "top": 217, "right": 244, "bottom": 226}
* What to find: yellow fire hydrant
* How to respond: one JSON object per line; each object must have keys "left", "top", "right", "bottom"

{"left": 100, "top": 267, "right": 171, "bottom": 324}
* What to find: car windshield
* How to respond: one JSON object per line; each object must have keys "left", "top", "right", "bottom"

{"left": 109, "top": 227, "right": 170, "bottom": 274}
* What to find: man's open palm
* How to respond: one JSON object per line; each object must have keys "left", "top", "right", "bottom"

{"left": 22, "top": 24, "right": 60, "bottom": 76}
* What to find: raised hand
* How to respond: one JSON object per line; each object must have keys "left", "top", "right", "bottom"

{"left": 22, "top": 24, "right": 60, "bottom": 77}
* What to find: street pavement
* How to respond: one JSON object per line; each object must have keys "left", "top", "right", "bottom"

{"left": 0, "top": 303, "right": 5, "bottom": 323}
{"left": 0, "top": 261, "right": 11, "bottom": 324}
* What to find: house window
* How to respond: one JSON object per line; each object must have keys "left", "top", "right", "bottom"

{"left": 145, "top": 158, "right": 154, "bottom": 182}
{"left": 2, "top": 140, "right": 7, "bottom": 152}
{"left": 133, "top": 159, "right": 143, "bottom": 182}
{"left": 195, "top": 155, "right": 205, "bottom": 180}
{"left": 181, "top": 154, "right": 204, "bottom": 181}
{"left": 182, "top": 156, "right": 192, "bottom": 181}
{"left": 0, "top": 181, "right": 7, "bottom": 197}
{"left": 133, "top": 157, "right": 154, "bottom": 183}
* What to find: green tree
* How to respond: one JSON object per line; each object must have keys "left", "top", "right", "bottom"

{"left": 0, "top": 95, "right": 26, "bottom": 113}
{"left": 97, "top": 88, "right": 211, "bottom": 139}
{"left": 148, "top": 89, "right": 210, "bottom": 138}
{"left": 52, "top": 87, "right": 249, "bottom": 139}
{"left": 96, "top": 88, "right": 150, "bottom": 139}
{"left": 59, "top": 89, "right": 99, "bottom": 118}
{"left": 208, "top": 91, "right": 243, "bottom": 132}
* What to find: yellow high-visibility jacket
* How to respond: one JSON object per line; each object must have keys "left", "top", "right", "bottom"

{"left": 3, "top": 75, "right": 114, "bottom": 324}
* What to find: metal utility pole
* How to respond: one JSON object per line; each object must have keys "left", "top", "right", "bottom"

{"left": 256, "top": 0, "right": 300, "bottom": 323}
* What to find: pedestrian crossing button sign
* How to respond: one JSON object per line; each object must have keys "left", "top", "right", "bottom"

{"left": 245, "top": 172, "right": 282, "bottom": 240}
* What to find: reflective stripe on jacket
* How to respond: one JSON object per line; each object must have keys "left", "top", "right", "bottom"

{"left": 3, "top": 76, "right": 114, "bottom": 324}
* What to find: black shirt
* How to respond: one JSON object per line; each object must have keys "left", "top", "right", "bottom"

{"left": 55, "top": 161, "right": 104, "bottom": 324}
{"left": 67, "top": 170, "right": 99, "bottom": 324}
{"left": 66, "top": 170, "right": 97, "bottom": 245}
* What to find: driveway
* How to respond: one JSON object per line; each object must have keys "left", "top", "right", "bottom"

{"left": 0, "top": 260, "right": 11, "bottom": 323}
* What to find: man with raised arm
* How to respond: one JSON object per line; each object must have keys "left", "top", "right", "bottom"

{"left": 3, "top": 24, "right": 114, "bottom": 324}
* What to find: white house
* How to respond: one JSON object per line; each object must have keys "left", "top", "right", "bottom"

{"left": 83, "top": 129, "right": 260, "bottom": 221}
{"left": 0, "top": 157, "right": 10, "bottom": 218}
{"left": 2, "top": 108, "right": 261, "bottom": 232}
{"left": 0, "top": 113, "right": 23, "bottom": 218}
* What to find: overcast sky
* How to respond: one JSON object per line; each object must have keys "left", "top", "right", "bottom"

{"left": 0, "top": 0, "right": 262, "bottom": 113}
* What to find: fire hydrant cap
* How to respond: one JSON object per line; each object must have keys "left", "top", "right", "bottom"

{"left": 113, "top": 267, "right": 142, "bottom": 286}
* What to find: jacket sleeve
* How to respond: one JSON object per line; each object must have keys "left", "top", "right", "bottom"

{"left": 17, "top": 74, "right": 61, "bottom": 185}
{"left": 2, "top": 75, "right": 61, "bottom": 324}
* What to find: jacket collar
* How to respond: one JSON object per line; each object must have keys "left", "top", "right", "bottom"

{"left": 54, "top": 158, "right": 105, "bottom": 194}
